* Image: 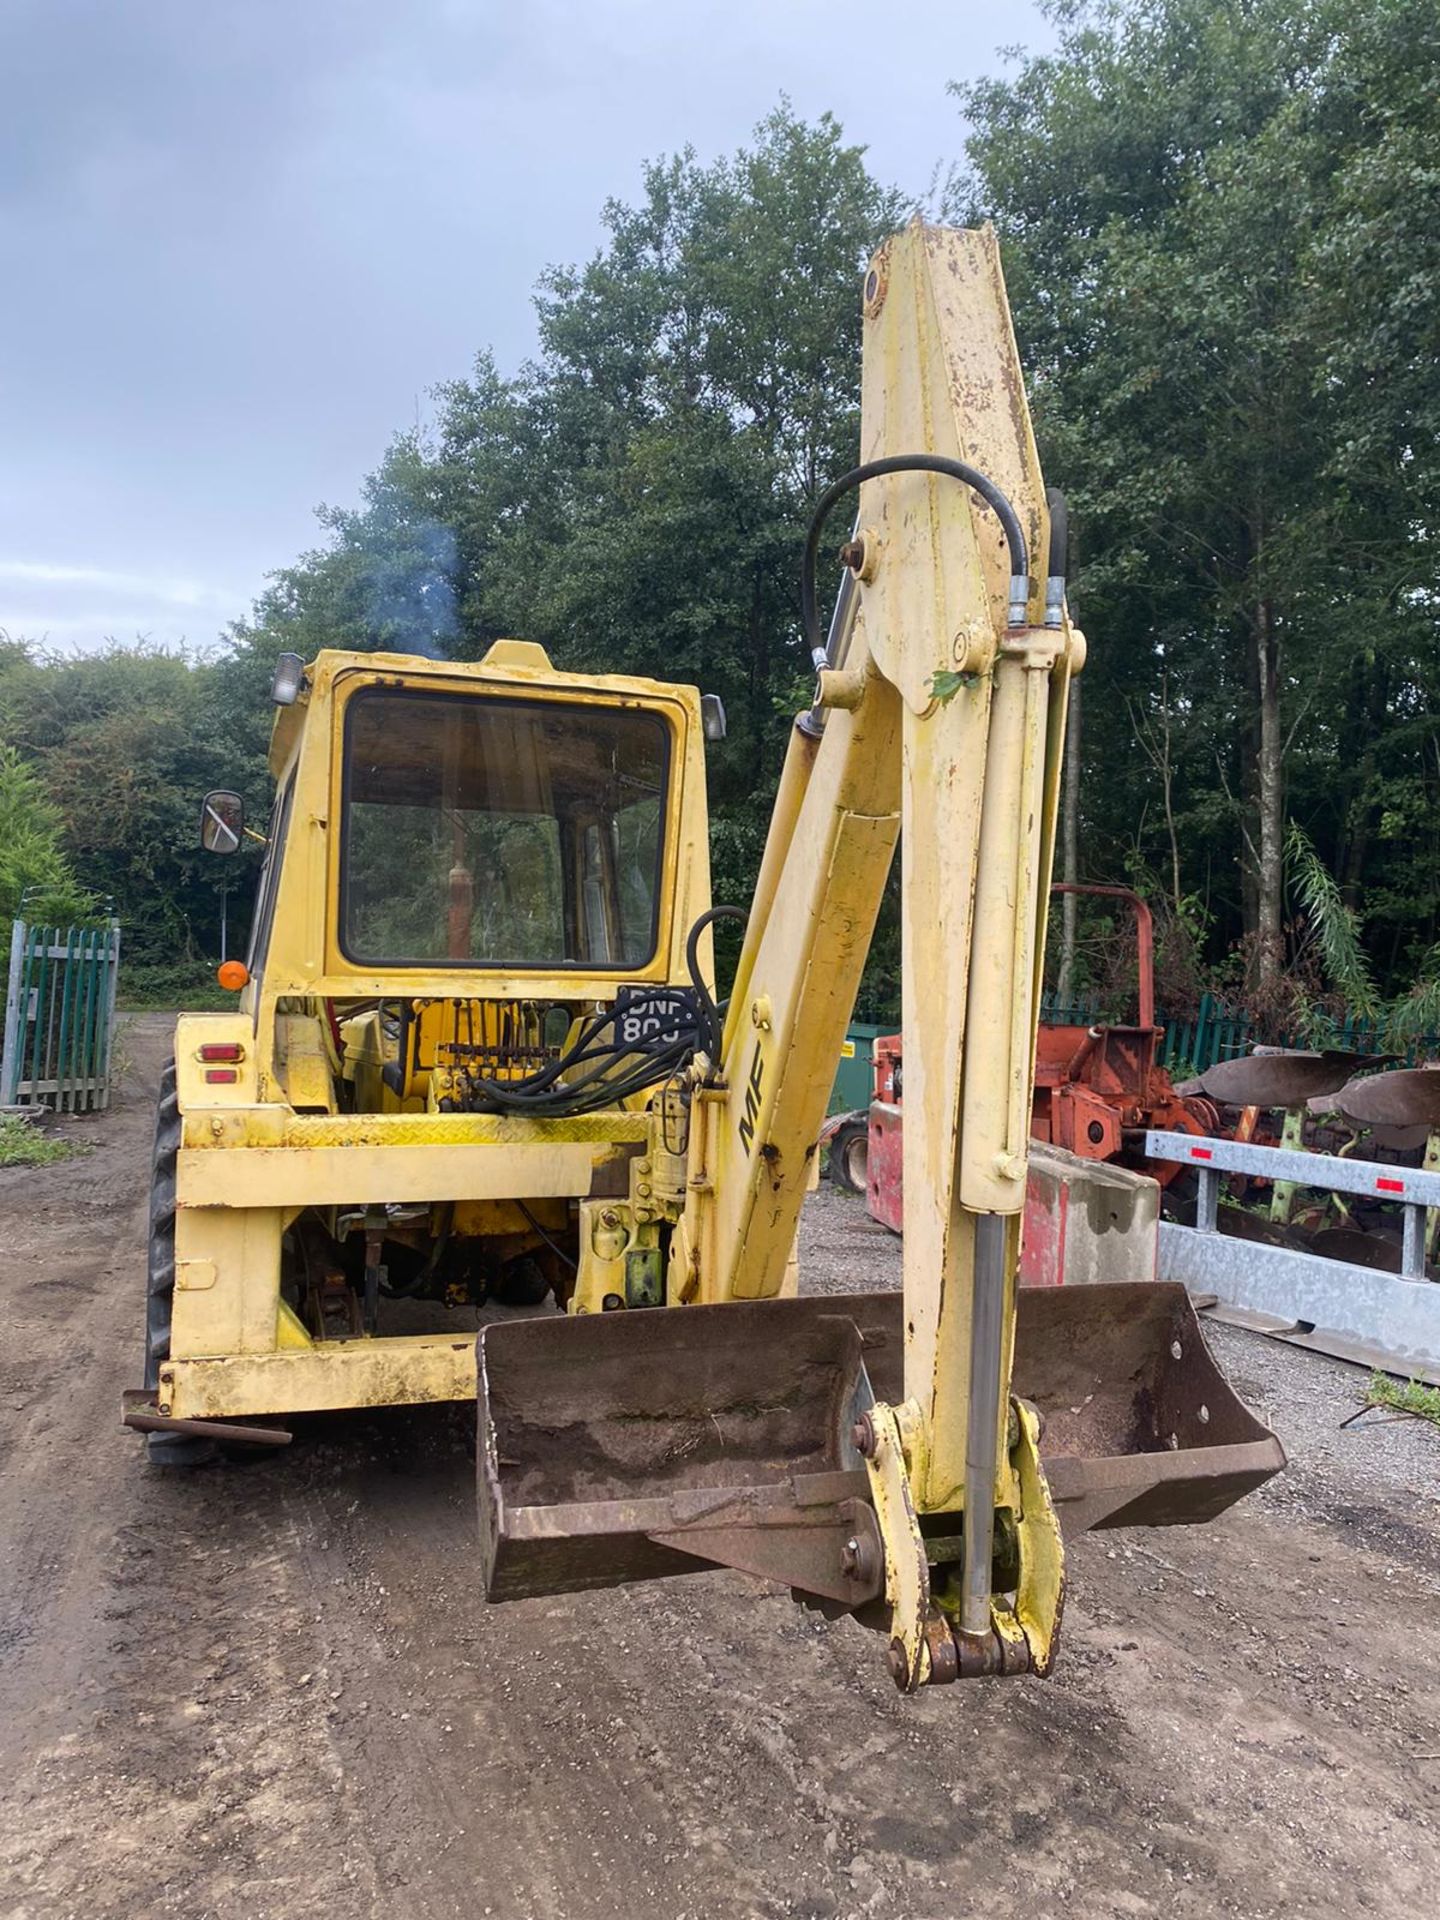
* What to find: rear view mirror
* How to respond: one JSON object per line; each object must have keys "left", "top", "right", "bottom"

{"left": 200, "top": 790, "right": 244, "bottom": 855}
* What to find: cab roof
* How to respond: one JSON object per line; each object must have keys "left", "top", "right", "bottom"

{"left": 266, "top": 639, "right": 702, "bottom": 778}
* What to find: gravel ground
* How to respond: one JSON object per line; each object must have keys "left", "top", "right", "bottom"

{"left": 1, "top": 1022, "right": 1438, "bottom": 1920}
{"left": 803, "top": 1181, "right": 1440, "bottom": 1546}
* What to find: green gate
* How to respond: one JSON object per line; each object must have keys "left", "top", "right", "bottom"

{"left": 1, "top": 919, "right": 121, "bottom": 1113}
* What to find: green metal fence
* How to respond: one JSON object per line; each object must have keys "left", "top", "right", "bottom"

{"left": 1156, "top": 991, "right": 1439, "bottom": 1077}
{"left": 1039, "top": 987, "right": 1105, "bottom": 1027}
{"left": 1, "top": 919, "right": 122, "bottom": 1113}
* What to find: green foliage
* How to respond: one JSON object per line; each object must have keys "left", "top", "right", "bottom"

{"left": 1384, "top": 948, "right": 1440, "bottom": 1048}
{"left": 115, "top": 961, "right": 235, "bottom": 1012}
{"left": 1285, "top": 820, "right": 1380, "bottom": 1020}
{"left": 0, "top": 743, "right": 92, "bottom": 925}
{"left": 1281, "top": 818, "right": 1440, "bottom": 1046}
{"left": 0, "top": 1115, "right": 75, "bottom": 1168}
{"left": 0, "top": 639, "right": 265, "bottom": 966}
{"left": 1364, "top": 1371, "right": 1440, "bottom": 1427}
{"left": 955, "top": 0, "right": 1440, "bottom": 995}
{"left": 930, "top": 670, "right": 980, "bottom": 704}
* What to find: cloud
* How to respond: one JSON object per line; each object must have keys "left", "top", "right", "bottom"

{"left": 0, "top": 557, "right": 249, "bottom": 648}
{"left": 0, "top": 0, "right": 343, "bottom": 213}
{"left": 0, "top": 559, "right": 236, "bottom": 607}
{"left": 0, "top": 0, "right": 1054, "bottom": 656}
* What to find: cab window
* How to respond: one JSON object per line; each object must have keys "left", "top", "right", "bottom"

{"left": 339, "top": 689, "right": 669, "bottom": 970}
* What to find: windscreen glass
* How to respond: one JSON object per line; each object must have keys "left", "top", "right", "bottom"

{"left": 245, "top": 773, "right": 295, "bottom": 990}
{"left": 340, "top": 689, "right": 668, "bottom": 969}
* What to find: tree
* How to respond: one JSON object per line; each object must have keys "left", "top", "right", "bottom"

{"left": 0, "top": 743, "right": 90, "bottom": 926}
{"left": 234, "top": 106, "right": 905, "bottom": 959}
{"left": 0, "top": 642, "right": 263, "bottom": 963}
{"left": 954, "top": 0, "right": 1440, "bottom": 1006}
{"left": 11, "top": 64, "right": 1434, "bottom": 1027}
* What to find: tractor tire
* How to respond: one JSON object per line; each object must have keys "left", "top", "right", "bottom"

{"left": 143, "top": 1058, "right": 215, "bottom": 1467}
{"left": 828, "top": 1120, "right": 870, "bottom": 1196}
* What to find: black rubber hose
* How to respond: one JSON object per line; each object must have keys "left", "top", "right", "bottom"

{"left": 462, "top": 910, "right": 747, "bottom": 1116}
{"left": 517, "top": 1200, "right": 578, "bottom": 1271}
{"left": 800, "top": 455, "right": 1029, "bottom": 661}
{"left": 686, "top": 905, "right": 748, "bottom": 1064}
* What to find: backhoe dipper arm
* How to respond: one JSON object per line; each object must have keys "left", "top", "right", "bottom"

{"left": 670, "top": 222, "right": 1082, "bottom": 1684}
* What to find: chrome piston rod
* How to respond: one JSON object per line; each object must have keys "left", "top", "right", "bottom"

{"left": 959, "top": 1210, "right": 1008, "bottom": 1637}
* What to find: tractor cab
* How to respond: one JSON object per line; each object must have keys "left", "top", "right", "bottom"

{"left": 200, "top": 641, "right": 717, "bottom": 1121}
{"left": 173, "top": 642, "right": 719, "bottom": 1350}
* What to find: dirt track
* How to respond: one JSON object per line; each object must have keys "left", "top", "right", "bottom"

{"left": 2, "top": 1013, "right": 1439, "bottom": 1920}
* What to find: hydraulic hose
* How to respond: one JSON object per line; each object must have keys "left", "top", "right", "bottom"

{"left": 685, "top": 905, "right": 748, "bottom": 1065}
{"left": 800, "top": 455, "right": 1030, "bottom": 664}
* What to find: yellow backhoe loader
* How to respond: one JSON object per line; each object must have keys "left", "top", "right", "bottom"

{"left": 127, "top": 222, "right": 1282, "bottom": 1690}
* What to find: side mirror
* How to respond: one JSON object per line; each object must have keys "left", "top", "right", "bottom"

{"left": 200, "top": 790, "right": 244, "bottom": 855}
{"left": 701, "top": 693, "right": 727, "bottom": 741}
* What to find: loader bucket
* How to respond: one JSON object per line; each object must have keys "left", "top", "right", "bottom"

{"left": 476, "top": 1283, "right": 1283, "bottom": 1604}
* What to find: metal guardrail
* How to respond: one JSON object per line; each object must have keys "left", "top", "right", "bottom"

{"left": 1144, "top": 1130, "right": 1440, "bottom": 1383}
{"left": 1146, "top": 1130, "right": 1440, "bottom": 1278}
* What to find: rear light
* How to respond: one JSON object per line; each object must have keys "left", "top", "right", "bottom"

{"left": 204, "top": 1068, "right": 239, "bottom": 1084}
{"left": 199, "top": 1043, "right": 245, "bottom": 1062}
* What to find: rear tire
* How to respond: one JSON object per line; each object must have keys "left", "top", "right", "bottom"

{"left": 828, "top": 1120, "right": 870, "bottom": 1195}
{"left": 145, "top": 1058, "right": 178, "bottom": 1392}
{"left": 144, "top": 1057, "right": 211, "bottom": 1468}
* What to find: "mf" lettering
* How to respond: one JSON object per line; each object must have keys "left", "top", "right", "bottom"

{"left": 737, "top": 1042, "right": 765, "bottom": 1152}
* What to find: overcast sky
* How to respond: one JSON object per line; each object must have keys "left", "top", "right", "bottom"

{"left": 0, "top": 0, "right": 1053, "bottom": 655}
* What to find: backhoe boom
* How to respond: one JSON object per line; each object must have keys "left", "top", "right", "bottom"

{"left": 667, "top": 222, "right": 1075, "bottom": 1679}
{"left": 476, "top": 224, "right": 1280, "bottom": 1694}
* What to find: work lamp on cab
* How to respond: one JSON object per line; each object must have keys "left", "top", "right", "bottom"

{"left": 271, "top": 652, "right": 305, "bottom": 705}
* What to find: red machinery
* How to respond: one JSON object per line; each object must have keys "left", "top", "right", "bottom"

{"left": 1032, "top": 886, "right": 1215, "bottom": 1165}
{"left": 825, "top": 885, "right": 1217, "bottom": 1228}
